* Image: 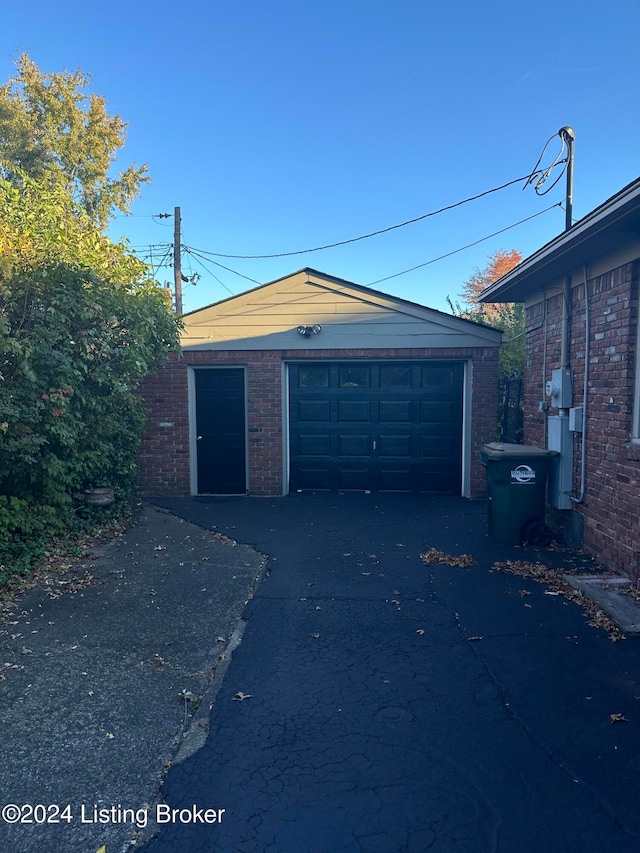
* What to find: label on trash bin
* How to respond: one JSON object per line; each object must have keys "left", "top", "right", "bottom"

{"left": 511, "top": 464, "right": 535, "bottom": 484}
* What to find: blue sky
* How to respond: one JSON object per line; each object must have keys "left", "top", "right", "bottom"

{"left": 3, "top": 1, "right": 639, "bottom": 313}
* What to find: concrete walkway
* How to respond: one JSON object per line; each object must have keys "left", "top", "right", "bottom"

{"left": 0, "top": 504, "right": 265, "bottom": 853}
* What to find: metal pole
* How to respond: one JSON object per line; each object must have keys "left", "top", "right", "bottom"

{"left": 559, "top": 126, "right": 575, "bottom": 231}
{"left": 173, "top": 206, "right": 183, "bottom": 315}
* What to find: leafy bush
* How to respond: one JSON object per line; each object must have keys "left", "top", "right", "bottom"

{"left": 0, "top": 262, "right": 180, "bottom": 578}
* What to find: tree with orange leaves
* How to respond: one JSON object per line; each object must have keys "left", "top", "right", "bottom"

{"left": 448, "top": 249, "right": 524, "bottom": 378}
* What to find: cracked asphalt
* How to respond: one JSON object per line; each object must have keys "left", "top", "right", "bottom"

{"left": 143, "top": 494, "right": 640, "bottom": 853}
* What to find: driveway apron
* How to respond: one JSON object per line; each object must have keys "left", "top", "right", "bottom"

{"left": 146, "top": 494, "right": 640, "bottom": 853}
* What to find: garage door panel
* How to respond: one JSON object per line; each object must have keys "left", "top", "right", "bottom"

{"left": 297, "top": 400, "right": 331, "bottom": 422}
{"left": 337, "top": 465, "right": 371, "bottom": 491}
{"left": 420, "top": 400, "right": 454, "bottom": 423}
{"left": 419, "top": 434, "right": 453, "bottom": 455}
{"left": 378, "top": 434, "right": 411, "bottom": 457}
{"left": 378, "top": 400, "right": 412, "bottom": 422}
{"left": 298, "top": 434, "right": 331, "bottom": 455}
{"left": 338, "top": 434, "right": 370, "bottom": 456}
{"left": 289, "top": 362, "right": 463, "bottom": 494}
{"left": 338, "top": 400, "right": 371, "bottom": 422}
{"left": 297, "top": 465, "right": 331, "bottom": 492}
{"left": 378, "top": 466, "right": 412, "bottom": 491}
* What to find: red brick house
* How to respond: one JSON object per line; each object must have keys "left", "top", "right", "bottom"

{"left": 481, "top": 177, "right": 640, "bottom": 584}
{"left": 137, "top": 269, "right": 501, "bottom": 498}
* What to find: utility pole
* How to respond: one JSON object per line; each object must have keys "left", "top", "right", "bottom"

{"left": 173, "top": 206, "right": 183, "bottom": 315}
{"left": 559, "top": 126, "right": 575, "bottom": 231}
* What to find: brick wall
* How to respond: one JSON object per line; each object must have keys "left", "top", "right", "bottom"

{"left": 137, "top": 346, "right": 500, "bottom": 499}
{"left": 524, "top": 260, "right": 640, "bottom": 583}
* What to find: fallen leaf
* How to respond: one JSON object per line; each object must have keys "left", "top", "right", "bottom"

{"left": 421, "top": 548, "right": 477, "bottom": 568}
{"left": 232, "top": 691, "right": 252, "bottom": 701}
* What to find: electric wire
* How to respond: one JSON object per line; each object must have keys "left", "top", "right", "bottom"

{"left": 367, "top": 203, "right": 562, "bottom": 286}
{"left": 143, "top": 244, "right": 173, "bottom": 281}
{"left": 184, "top": 247, "right": 262, "bottom": 286}
{"left": 191, "top": 173, "right": 541, "bottom": 260}
{"left": 523, "top": 132, "right": 569, "bottom": 196}
{"left": 182, "top": 247, "right": 236, "bottom": 296}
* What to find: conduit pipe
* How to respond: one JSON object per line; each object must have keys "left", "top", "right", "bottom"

{"left": 571, "top": 264, "right": 590, "bottom": 504}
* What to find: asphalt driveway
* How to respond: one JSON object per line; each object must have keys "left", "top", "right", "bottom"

{"left": 142, "top": 493, "right": 640, "bottom": 853}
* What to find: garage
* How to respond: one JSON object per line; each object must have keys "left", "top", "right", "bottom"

{"left": 137, "top": 269, "right": 501, "bottom": 499}
{"left": 289, "top": 361, "right": 464, "bottom": 493}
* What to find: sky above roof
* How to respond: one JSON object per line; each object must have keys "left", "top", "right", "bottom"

{"left": 3, "top": 1, "right": 638, "bottom": 314}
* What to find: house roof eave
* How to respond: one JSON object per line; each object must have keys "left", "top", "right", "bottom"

{"left": 479, "top": 176, "right": 640, "bottom": 303}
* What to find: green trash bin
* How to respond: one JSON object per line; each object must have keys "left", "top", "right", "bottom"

{"left": 480, "top": 442, "right": 559, "bottom": 546}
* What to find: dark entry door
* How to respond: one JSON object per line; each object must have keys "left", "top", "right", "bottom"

{"left": 195, "top": 369, "right": 246, "bottom": 494}
{"left": 289, "top": 362, "right": 463, "bottom": 494}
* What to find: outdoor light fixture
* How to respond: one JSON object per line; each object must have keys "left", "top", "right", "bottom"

{"left": 297, "top": 324, "right": 322, "bottom": 337}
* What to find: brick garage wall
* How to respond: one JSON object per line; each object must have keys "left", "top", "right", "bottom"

{"left": 524, "top": 260, "right": 640, "bottom": 583}
{"left": 137, "top": 346, "right": 500, "bottom": 499}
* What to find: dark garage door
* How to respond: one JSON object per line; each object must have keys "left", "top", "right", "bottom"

{"left": 289, "top": 362, "right": 464, "bottom": 493}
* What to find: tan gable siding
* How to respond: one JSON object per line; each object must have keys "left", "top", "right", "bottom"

{"left": 182, "top": 270, "right": 501, "bottom": 351}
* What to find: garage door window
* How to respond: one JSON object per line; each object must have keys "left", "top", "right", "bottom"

{"left": 340, "top": 366, "right": 370, "bottom": 387}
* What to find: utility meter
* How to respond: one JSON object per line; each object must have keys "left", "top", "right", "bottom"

{"left": 545, "top": 368, "right": 572, "bottom": 408}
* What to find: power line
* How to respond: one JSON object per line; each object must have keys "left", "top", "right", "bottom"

{"left": 190, "top": 173, "right": 539, "bottom": 260}
{"left": 182, "top": 248, "right": 236, "bottom": 297}
{"left": 184, "top": 247, "right": 262, "bottom": 286}
{"left": 367, "top": 203, "right": 562, "bottom": 286}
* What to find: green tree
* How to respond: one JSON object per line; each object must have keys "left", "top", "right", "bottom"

{"left": 0, "top": 59, "right": 179, "bottom": 579}
{"left": 0, "top": 53, "right": 148, "bottom": 228}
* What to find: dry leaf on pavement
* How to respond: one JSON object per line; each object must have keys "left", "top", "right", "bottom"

{"left": 421, "top": 549, "right": 477, "bottom": 568}
{"left": 232, "top": 691, "right": 252, "bottom": 701}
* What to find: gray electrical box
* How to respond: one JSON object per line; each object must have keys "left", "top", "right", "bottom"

{"left": 545, "top": 368, "right": 572, "bottom": 409}
{"left": 547, "top": 415, "right": 573, "bottom": 509}
{"left": 569, "top": 406, "right": 583, "bottom": 433}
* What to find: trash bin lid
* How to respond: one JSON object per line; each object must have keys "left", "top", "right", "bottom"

{"left": 481, "top": 442, "right": 559, "bottom": 458}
